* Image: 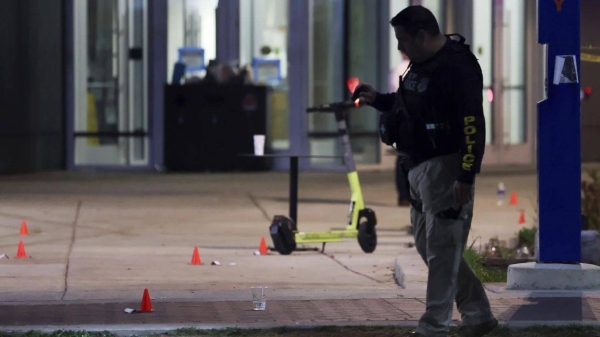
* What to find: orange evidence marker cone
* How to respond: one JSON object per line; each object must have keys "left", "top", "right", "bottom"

{"left": 509, "top": 192, "right": 518, "bottom": 206}
{"left": 518, "top": 211, "right": 526, "bottom": 225}
{"left": 259, "top": 237, "right": 269, "bottom": 255}
{"left": 139, "top": 288, "right": 153, "bottom": 312}
{"left": 191, "top": 246, "right": 203, "bottom": 265}
{"left": 19, "top": 220, "right": 29, "bottom": 236}
{"left": 16, "top": 241, "right": 27, "bottom": 258}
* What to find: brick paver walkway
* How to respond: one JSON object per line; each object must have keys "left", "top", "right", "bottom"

{"left": 0, "top": 297, "right": 598, "bottom": 327}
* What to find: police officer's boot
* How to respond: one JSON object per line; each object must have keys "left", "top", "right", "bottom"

{"left": 458, "top": 318, "right": 498, "bottom": 337}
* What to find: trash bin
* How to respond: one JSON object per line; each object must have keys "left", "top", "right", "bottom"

{"left": 164, "top": 83, "right": 272, "bottom": 172}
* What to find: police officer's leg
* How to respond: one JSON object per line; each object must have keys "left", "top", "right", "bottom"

{"left": 396, "top": 156, "right": 410, "bottom": 204}
{"left": 409, "top": 184, "right": 427, "bottom": 264}
{"left": 454, "top": 198, "right": 495, "bottom": 326}
{"left": 396, "top": 155, "right": 402, "bottom": 199}
{"left": 411, "top": 154, "right": 466, "bottom": 336}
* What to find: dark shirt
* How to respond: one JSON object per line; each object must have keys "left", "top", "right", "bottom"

{"left": 371, "top": 38, "right": 486, "bottom": 184}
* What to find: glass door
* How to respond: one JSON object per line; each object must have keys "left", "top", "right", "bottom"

{"left": 73, "top": 0, "right": 149, "bottom": 167}
{"left": 474, "top": 0, "right": 532, "bottom": 165}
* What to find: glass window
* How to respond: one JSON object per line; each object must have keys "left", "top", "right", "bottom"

{"left": 389, "top": 1, "right": 444, "bottom": 89}
{"left": 389, "top": 0, "right": 411, "bottom": 92}
{"left": 502, "top": 0, "right": 526, "bottom": 144}
{"left": 307, "top": 0, "right": 344, "bottom": 166}
{"left": 240, "top": 0, "right": 290, "bottom": 151}
{"left": 472, "top": 0, "right": 493, "bottom": 145}
{"left": 345, "top": 0, "right": 382, "bottom": 164}
{"left": 416, "top": 0, "right": 444, "bottom": 31}
{"left": 167, "top": 0, "right": 218, "bottom": 81}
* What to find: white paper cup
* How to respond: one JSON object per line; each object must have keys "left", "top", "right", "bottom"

{"left": 253, "top": 135, "right": 265, "bottom": 156}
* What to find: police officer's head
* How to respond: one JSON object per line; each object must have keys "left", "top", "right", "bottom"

{"left": 391, "top": 6, "right": 444, "bottom": 63}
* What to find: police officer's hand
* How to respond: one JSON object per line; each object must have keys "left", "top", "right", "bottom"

{"left": 351, "top": 83, "right": 377, "bottom": 106}
{"left": 453, "top": 181, "right": 473, "bottom": 205}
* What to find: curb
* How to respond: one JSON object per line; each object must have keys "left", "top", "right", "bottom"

{"left": 4, "top": 320, "right": 600, "bottom": 336}
{"left": 0, "top": 322, "right": 422, "bottom": 336}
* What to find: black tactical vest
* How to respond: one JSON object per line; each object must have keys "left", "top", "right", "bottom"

{"left": 379, "top": 34, "right": 478, "bottom": 165}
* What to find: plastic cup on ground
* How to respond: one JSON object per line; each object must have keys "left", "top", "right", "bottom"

{"left": 251, "top": 286, "right": 267, "bottom": 310}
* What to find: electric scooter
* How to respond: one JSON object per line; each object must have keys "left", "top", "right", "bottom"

{"left": 268, "top": 101, "right": 377, "bottom": 255}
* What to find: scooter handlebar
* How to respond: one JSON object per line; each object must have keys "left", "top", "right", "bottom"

{"left": 306, "top": 101, "right": 358, "bottom": 113}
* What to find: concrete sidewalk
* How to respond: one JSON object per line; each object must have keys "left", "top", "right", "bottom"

{"left": 0, "top": 170, "right": 538, "bottom": 302}
{"left": 0, "top": 169, "right": 571, "bottom": 333}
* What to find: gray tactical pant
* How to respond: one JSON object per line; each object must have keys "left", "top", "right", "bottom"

{"left": 408, "top": 153, "right": 494, "bottom": 337}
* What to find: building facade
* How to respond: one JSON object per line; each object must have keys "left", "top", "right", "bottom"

{"left": 2, "top": 0, "right": 596, "bottom": 174}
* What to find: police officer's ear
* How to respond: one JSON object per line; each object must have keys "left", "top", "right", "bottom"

{"left": 415, "top": 29, "right": 427, "bottom": 46}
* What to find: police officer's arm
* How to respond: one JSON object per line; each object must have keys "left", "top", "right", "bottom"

{"left": 449, "top": 61, "right": 486, "bottom": 185}
{"left": 370, "top": 93, "right": 396, "bottom": 112}
{"left": 352, "top": 83, "right": 395, "bottom": 111}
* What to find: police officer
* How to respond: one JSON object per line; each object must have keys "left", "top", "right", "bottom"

{"left": 354, "top": 6, "right": 497, "bottom": 337}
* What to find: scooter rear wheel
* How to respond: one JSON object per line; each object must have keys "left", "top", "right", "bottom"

{"left": 358, "top": 220, "right": 377, "bottom": 253}
{"left": 269, "top": 216, "right": 297, "bottom": 255}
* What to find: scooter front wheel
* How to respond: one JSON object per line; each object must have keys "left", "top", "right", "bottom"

{"left": 358, "top": 220, "right": 377, "bottom": 253}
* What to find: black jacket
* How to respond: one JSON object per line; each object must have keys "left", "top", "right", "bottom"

{"left": 371, "top": 38, "right": 486, "bottom": 184}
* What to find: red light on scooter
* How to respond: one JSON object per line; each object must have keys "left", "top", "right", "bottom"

{"left": 487, "top": 88, "right": 494, "bottom": 103}
{"left": 354, "top": 98, "right": 360, "bottom": 107}
{"left": 585, "top": 87, "right": 592, "bottom": 95}
{"left": 347, "top": 77, "right": 360, "bottom": 93}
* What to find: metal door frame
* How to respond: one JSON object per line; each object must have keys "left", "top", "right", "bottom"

{"left": 127, "top": 0, "right": 150, "bottom": 166}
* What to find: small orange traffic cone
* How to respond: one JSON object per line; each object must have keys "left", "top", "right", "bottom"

{"left": 20, "top": 220, "right": 29, "bottom": 236}
{"left": 259, "top": 237, "right": 268, "bottom": 255}
{"left": 16, "top": 241, "right": 27, "bottom": 258}
{"left": 139, "top": 288, "right": 153, "bottom": 312}
{"left": 518, "top": 211, "right": 526, "bottom": 225}
{"left": 509, "top": 192, "right": 518, "bottom": 206}
{"left": 190, "top": 246, "right": 202, "bottom": 265}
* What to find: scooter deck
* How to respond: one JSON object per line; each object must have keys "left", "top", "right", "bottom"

{"left": 295, "top": 228, "right": 359, "bottom": 243}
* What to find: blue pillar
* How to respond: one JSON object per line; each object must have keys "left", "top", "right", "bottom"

{"left": 537, "top": 0, "right": 581, "bottom": 263}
